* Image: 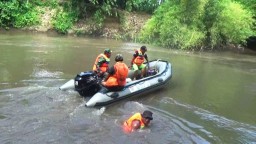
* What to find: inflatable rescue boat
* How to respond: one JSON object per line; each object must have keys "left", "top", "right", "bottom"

{"left": 59, "top": 59, "right": 172, "bottom": 107}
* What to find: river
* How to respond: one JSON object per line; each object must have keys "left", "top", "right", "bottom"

{"left": 0, "top": 31, "right": 256, "bottom": 144}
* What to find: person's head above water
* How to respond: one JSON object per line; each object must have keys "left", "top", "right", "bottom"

{"left": 141, "top": 110, "right": 153, "bottom": 126}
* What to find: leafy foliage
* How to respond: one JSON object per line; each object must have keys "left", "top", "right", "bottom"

{"left": 234, "top": 0, "right": 256, "bottom": 14}
{"left": 139, "top": 0, "right": 255, "bottom": 49}
{"left": 124, "top": 0, "right": 160, "bottom": 13}
{"left": 209, "top": 1, "right": 255, "bottom": 46}
{"left": 0, "top": 0, "right": 160, "bottom": 34}
{"left": 0, "top": 0, "right": 39, "bottom": 28}
{"left": 0, "top": 1, "right": 18, "bottom": 28}
{"left": 14, "top": 2, "right": 40, "bottom": 28}
{"left": 52, "top": 9, "right": 75, "bottom": 34}
{"left": 139, "top": 0, "right": 207, "bottom": 49}
{"left": 1, "top": 0, "right": 254, "bottom": 50}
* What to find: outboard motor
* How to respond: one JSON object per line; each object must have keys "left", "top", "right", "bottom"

{"left": 74, "top": 71, "right": 101, "bottom": 96}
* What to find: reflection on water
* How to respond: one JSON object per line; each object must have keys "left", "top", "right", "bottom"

{"left": 0, "top": 32, "right": 256, "bottom": 143}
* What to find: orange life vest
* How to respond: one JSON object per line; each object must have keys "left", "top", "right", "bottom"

{"left": 133, "top": 50, "right": 145, "bottom": 66}
{"left": 123, "top": 113, "right": 145, "bottom": 133}
{"left": 104, "top": 62, "right": 128, "bottom": 87}
{"left": 93, "top": 53, "right": 110, "bottom": 72}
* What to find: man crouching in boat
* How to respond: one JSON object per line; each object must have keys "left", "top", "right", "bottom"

{"left": 102, "top": 54, "right": 129, "bottom": 91}
{"left": 93, "top": 48, "right": 112, "bottom": 79}
{"left": 130, "top": 46, "right": 149, "bottom": 80}
{"left": 123, "top": 110, "right": 153, "bottom": 133}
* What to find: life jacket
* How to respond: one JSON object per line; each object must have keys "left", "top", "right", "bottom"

{"left": 133, "top": 50, "right": 145, "bottom": 66}
{"left": 104, "top": 62, "right": 128, "bottom": 87}
{"left": 123, "top": 113, "right": 145, "bottom": 133}
{"left": 93, "top": 53, "right": 110, "bottom": 72}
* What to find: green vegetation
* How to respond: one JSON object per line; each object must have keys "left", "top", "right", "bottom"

{"left": 0, "top": 0, "right": 255, "bottom": 50}
{"left": 234, "top": 0, "right": 256, "bottom": 14}
{"left": 0, "top": 0, "right": 159, "bottom": 32}
{"left": 139, "top": 0, "right": 256, "bottom": 50}
{"left": 0, "top": 0, "right": 40, "bottom": 29}
{"left": 52, "top": 2, "right": 78, "bottom": 34}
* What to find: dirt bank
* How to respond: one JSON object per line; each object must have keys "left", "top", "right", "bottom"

{"left": 23, "top": 7, "right": 151, "bottom": 40}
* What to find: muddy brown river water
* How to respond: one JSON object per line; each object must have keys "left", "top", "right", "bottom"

{"left": 0, "top": 31, "right": 255, "bottom": 143}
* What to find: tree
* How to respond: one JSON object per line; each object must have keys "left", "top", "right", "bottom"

{"left": 139, "top": 0, "right": 255, "bottom": 50}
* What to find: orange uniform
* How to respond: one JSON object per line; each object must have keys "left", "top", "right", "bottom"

{"left": 123, "top": 113, "right": 145, "bottom": 133}
{"left": 104, "top": 62, "right": 128, "bottom": 87}
{"left": 132, "top": 50, "right": 146, "bottom": 66}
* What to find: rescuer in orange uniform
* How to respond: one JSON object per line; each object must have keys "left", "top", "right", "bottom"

{"left": 130, "top": 46, "right": 149, "bottom": 79}
{"left": 123, "top": 110, "right": 153, "bottom": 133}
{"left": 102, "top": 54, "right": 129, "bottom": 91}
{"left": 93, "top": 48, "right": 112, "bottom": 78}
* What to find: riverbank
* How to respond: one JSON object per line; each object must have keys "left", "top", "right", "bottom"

{"left": 1, "top": 0, "right": 255, "bottom": 52}
{"left": 1, "top": 6, "right": 255, "bottom": 54}
{"left": 10, "top": 7, "right": 151, "bottom": 41}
